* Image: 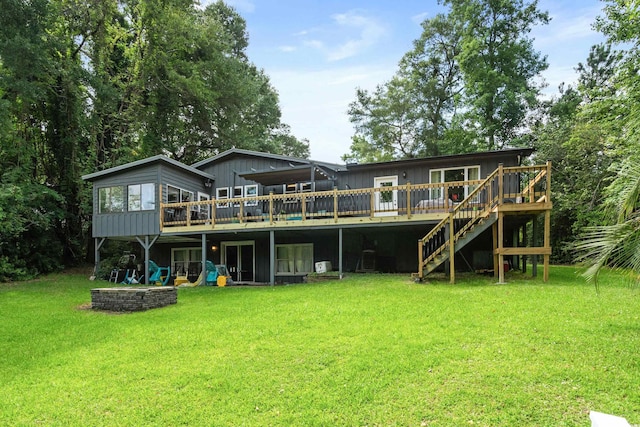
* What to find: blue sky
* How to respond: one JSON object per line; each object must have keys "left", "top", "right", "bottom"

{"left": 221, "top": 0, "right": 607, "bottom": 163}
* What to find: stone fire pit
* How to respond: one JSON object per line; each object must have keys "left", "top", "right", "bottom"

{"left": 91, "top": 286, "right": 177, "bottom": 312}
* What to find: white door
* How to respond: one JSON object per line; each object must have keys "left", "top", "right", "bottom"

{"left": 374, "top": 175, "right": 398, "bottom": 216}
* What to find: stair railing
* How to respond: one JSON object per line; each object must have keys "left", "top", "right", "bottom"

{"left": 418, "top": 162, "right": 551, "bottom": 278}
{"left": 419, "top": 166, "right": 501, "bottom": 273}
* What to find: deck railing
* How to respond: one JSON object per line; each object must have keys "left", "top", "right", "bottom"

{"left": 160, "top": 181, "right": 482, "bottom": 230}
{"left": 159, "top": 163, "right": 551, "bottom": 231}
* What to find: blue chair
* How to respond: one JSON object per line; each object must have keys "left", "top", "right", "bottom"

{"left": 205, "top": 260, "right": 218, "bottom": 286}
{"left": 148, "top": 260, "right": 171, "bottom": 286}
{"left": 120, "top": 269, "right": 140, "bottom": 285}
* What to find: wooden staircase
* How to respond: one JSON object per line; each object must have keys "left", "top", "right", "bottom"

{"left": 416, "top": 162, "right": 552, "bottom": 283}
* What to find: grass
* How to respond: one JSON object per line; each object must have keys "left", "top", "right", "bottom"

{"left": 0, "top": 266, "right": 639, "bottom": 426}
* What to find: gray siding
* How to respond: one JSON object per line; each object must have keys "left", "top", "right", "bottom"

{"left": 198, "top": 154, "right": 308, "bottom": 193}
{"left": 92, "top": 163, "right": 209, "bottom": 237}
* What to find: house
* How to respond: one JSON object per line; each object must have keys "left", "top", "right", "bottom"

{"left": 82, "top": 147, "right": 552, "bottom": 285}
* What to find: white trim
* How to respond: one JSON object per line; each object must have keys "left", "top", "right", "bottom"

{"left": 216, "top": 187, "right": 230, "bottom": 208}
{"left": 429, "top": 165, "right": 481, "bottom": 200}
{"left": 244, "top": 184, "right": 258, "bottom": 206}
{"left": 374, "top": 175, "right": 398, "bottom": 217}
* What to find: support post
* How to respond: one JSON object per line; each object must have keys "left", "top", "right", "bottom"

{"left": 135, "top": 235, "right": 159, "bottom": 285}
{"left": 94, "top": 238, "right": 106, "bottom": 278}
{"left": 492, "top": 222, "right": 499, "bottom": 279}
{"left": 544, "top": 210, "right": 551, "bottom": 282}
{"left": 144, "top": 236, "right": 150, "bottom": 285}
{"left": 201, "top": 234, "right": 207, "bottom": 283}
{"left": 521, "top": 223, "right": 527, "bottom": 273}
{"left": 418, "top": 239, "right": 423, "bottom": 279}
{"left": 532, "top": 217, "right": 538, "bottom": 278}
{"left": 269, "top": 230, "right": 275, "bottom": 285}
{"left": 498, "top": 211, "right": 505, "bottom": 284}
{"left": 449, "top": 215, "right": 455, "bottom": 284}
{"left": 339, "top": 228, "right": 343, "bottom": 279}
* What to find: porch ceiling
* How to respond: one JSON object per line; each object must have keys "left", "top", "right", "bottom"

{"left": 239, "top": 165, "right": 334, "bottom": 185}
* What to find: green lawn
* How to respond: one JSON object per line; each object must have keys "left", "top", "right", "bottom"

{"left": 1, "top": 267, "right": 638, "bottom": 426}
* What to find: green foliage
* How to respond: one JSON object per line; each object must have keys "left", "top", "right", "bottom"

{"left": 570, "top": 2, "right": 640, "bottom": 277}
{"left": 345, "top": 0, "right": 549, "bottom": 161}
{"left": 446, "top": 0, "right": 549, "bottom": 150}
{"left": 0, "top": 0, "right": 307, "bottom": 277}
{"left": 575, "top": 156, "right": 640, "bottom": 284}
{"left": 1, "top": 268, "right": 639, "bottom": 424}
{"left": 533, "top": 41, "right": 627, "bottom": 262}
{"left": 0, "top": 181, "right": 65, "bottom": 280}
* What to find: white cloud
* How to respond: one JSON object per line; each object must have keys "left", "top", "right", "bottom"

{"left": 296, "top": 11, "right": 388, "bottom": 62}
{"left": 411, "top": 12, "right": 429, "bottom": 24}
{"left": 278, "top": 45, "right": 297, "bottom": 53}
{"left": 327, "top": 12, "right": 387, "bottom": 61}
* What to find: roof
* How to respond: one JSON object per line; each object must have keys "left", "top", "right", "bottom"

{"left": 344, "top": 147, "right": 535, "bottom": 170}
{"left": 191, "top": 148, "right": 345, "bottom": 172}
{"left": 81, "top": 155, "right": 215, "bottom": 182}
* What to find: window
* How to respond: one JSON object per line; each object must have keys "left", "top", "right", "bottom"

{"left": 98, "top": 186, "right": 125, "bottom": 213}
{"left": 380, "top": 181, "right": 394, "bottom": 203}
{"left": 283, "top": 182, "right": 314, "bottom": 203}
{"left": 233, "top": 186, "right": 243, "bottom": 206}
{"left": 198, "top": 192, "right": 210, "bottom": 219}
{"left": 171, "top": 247, "right": 202, "bottom": 279}
{"left": 276, "top": 243, "right": 313, "bottom": 275}
{"left": 216, "top": 187, "right": 230, "bottom": 208}
{"left": 299, "top": 182, "right": 314, "bottom": 192}
{"left": 283, "top": 182, "right": 314, "bottom": 194}
{"left": 167, "top": 185, "right": 193, "bottom": 204}
{"left": 429, "top": 166, "right": 480, "bottom": 201}
{"left": 128, "top": 183, "right": 156, "bottom": 211}
{"left": 244, "top": 184, "right": 258, "bottom": 206}
{"left": 167, "top": 185, "right": 180, "bottom": 203}
{"left": 181, "top": 190, "right": 194, "bottom": 203}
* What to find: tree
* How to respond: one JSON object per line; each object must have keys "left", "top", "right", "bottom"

{"left": 573, "top": 0, "right": 640, "bottom": 281}
{"left": 344, "top": 13, "right": 463, "bottom": 162}
{"left": 344, "top": 0, "right": 550, "bottom": 161}
{"left": 444, "top": 0, "right": 549, "bottom": 150}
{"left": 346, "top": 77, "right": 422, "bottom": 162}
{"left": 534, "top": 45, "right": 624, "bottom": 262}
{"left": 0, "top": 0, "right": 309, "bottom": 278}
{"left": 576, "top": 43, "right": 622, "bottom": 102}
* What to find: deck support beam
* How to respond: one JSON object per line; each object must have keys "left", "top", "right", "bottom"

{"left": 201, "top": 234, "right": 207, "bottom": 284}
{"left": 339, "top": 228, "right": 343, "bottom": 279}
{"left": 498, "top": 212, "right": 505, "bottom": 284}
{"left": 135, "top": 235, "right": 159, "bottom": 285}
{"left": 93, "top": 237, "right": 106, "bottom": 279}
{"left": 269, "top": 230, "right": 275, "bottom": 285}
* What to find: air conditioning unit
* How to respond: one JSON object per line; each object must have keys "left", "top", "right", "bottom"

{"left": 315, "top": 261, "right": 332, "bottom": 274}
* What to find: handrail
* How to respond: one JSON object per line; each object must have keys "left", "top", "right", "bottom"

{"left": 157, "top": 164, "right": 549, "bottom": 236}
{"left": 159, "top": 180, "right": 482, "bottom": 227}
{"left": 418, "top": 167, "right": 500, "bottom": 267}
